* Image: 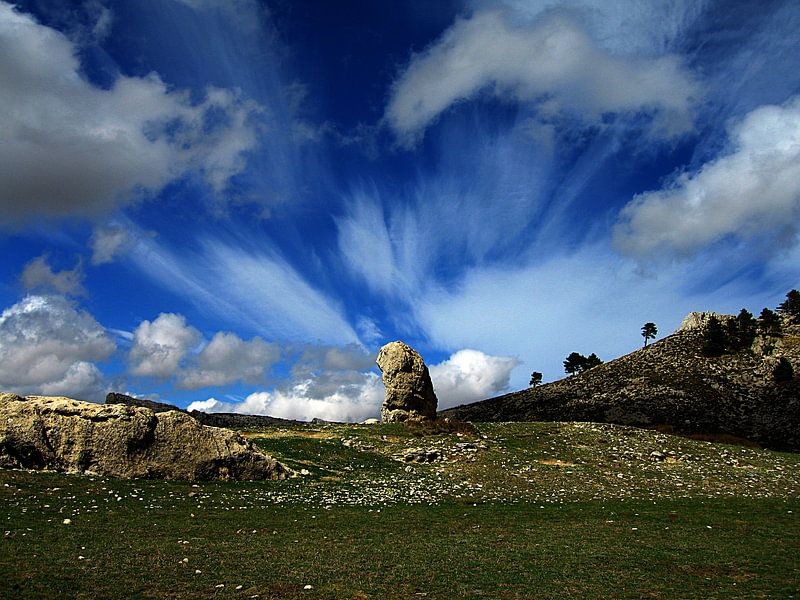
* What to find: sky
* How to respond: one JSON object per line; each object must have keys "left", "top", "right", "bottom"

{"left": 1, "top": 0, "right": 799, "bottom": 421}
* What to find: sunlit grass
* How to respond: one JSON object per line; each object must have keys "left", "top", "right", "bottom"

{"left": 1, "top": 421, "right": 798, "bottom": 598}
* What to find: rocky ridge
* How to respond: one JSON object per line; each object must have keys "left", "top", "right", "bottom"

{"left": 0, "top": 394, "right": 291, "bottom": 481}
{"left": 441, "top": 313, "right": 800, "bottom": 451}
{"left": 105, "top": 392, "right": 301, "bottom": 428}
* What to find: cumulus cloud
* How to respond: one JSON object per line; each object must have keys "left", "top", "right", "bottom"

{"left": 90, "top": 225, "right": 135, "bottom": 265}
{"left": 178, "top": 331, "right": 280, "bottom": 389}
{"left": 614, "top": 96, "right": 800, "bottom": 258}
{"left": 430, "top": 349, "right": 520, "bottom": 409}
{"left": 0, "top": 2, "right": 261, "bottom": 222}
{"left": 0, "top": 295, "right": 115, "bottom": 401}
{"left": 128, "top": 313, "right": 201, "bottom": 379}
{"left": 188, "top": 371, "right": 383, "bottom": 422}
{"left": 20, "top": 255, "right": 86, "bottom": 297}
{"left": 385, "top": 9, "right": 699, "bottom": 144}
{"left": 291, "top": 343, "right": 376, "bottom": 377}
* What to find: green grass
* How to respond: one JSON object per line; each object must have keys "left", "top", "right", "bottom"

{"left": 1, "top": 421, "right": 798, "bottom": 599}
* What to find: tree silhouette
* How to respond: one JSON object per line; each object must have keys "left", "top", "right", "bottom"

{"left": 641, "top": 322, "right": 657, "bottom": 347}
{"left": 529, "top": 371, "right": 543, "bottom": 387}
{"left": 759, "top": 308, "right": 781, "bottom": 336}
{"left": 702, "top": 316, "right": 728, "bottom": 357}
{"left": 585, "top": 353, "right": 603, "bottom": 369}
{"left": 563, "top": 352, "right": 586, "bottom": 376}
{"left": 734, "top": 308, "right": 756, "bottom": 349}
{"left": 777, "top": 289, "right": 800, "bottom": 323}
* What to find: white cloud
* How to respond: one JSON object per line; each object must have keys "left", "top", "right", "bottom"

{"left": 474, "top": 0, "right": 708, "bottom": 56}
{"left": 385, "top": 9, "right": 699, "bottom": 144}
{"left": 178, "top": 331, "right": 280, "bottom": 389}
{"left": 90, "top": 225, "right": 135, "bottom": 265}
{"left": 430, "top": 349, "right": 520, "bottom": 409}
{"left": 20, "top": 255, "right": 86, "bottom": 297}
{"left": 188, "top": 371, "right": 384, "bottom": 422}
{"left": 614, "top": 96, "right": 800, "bottom": 258}
{"left": 128, "top": 234, "right": 360, "bottom": 345}
{"left": 0, "top": 295, "right": 115, "bottom": 401}
{"left": 128, "top": 313, "right": 201, "bottom": 378}
{"left": 0, "top": 2, "right": 261, "bottom": 222}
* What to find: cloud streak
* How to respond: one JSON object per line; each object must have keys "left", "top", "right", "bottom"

{"left": 128, "top": 233, "right": 360, "bottom": 345}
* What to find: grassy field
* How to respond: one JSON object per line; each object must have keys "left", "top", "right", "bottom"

{"left": 1, "top": 421, "right": 798, "bottom": 599}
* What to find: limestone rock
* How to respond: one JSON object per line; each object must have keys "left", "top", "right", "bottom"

{"left": 677, "top": 311, "right": 731, "bottom": 331}
{"left": 0, "top": 394, "right": 291, "bottom": 481}
{"left": 376, "top": 341, "right": 438, "bottom": 422}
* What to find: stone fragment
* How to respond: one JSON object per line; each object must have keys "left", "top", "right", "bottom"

{"left": 376, "top": 341, "right": 438, "bottom": 422}
{"left": 0, "top": 394, "right": 291, "bottom": 481}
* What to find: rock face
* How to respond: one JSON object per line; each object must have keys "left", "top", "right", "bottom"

{"left": 376, "top": 341, "right": 438, "bottom": 422}
{"left": 677, "top": 311, "right": 729, "bottom": 331}
{"left": 0, "top": 394, "right": 291, "bottom": 481}
{"left": 442, "top": 314, "right": 800, "bottom": 451}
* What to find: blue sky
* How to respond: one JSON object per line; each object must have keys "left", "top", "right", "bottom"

{"left": 1, "top": 0, "right": 799, "bottom": 421}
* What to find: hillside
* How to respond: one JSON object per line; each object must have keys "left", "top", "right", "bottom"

{"left": 441, "top": 313, "right": 800, "bottom": 451}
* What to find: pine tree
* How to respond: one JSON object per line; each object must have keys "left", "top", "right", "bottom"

{"left": 641, "top": 322, "right": 657, "bottom": 347}
{"left": 777, "top": 289, "right": 800, "bottom": 323}
{"left": 759, "top": 308, "right": 781, "bottom": 336}
{"left": 734, "top": 308, "right": 756, "bottom": 350}
{"left": 702, "top": 316, "right": 728, "bottom": 357}
{"left": 529, "top": 371, "right": 543, "bottom": 387}
{"left": 563, "top": 352, "right": 587, "bottom": 376}
{"left": 585, "top": 353, "right": 603, "bottom": 369}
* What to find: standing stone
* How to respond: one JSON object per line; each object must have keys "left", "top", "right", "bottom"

{"left": 376, "top": 341, "right": 438, "bottom": 422}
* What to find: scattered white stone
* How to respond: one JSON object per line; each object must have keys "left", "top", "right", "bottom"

{"left": 62, "top": 519, "right": 72, "bottom": 525}
{"left": 304, "top": 585, "right": 313, "bottom": 590}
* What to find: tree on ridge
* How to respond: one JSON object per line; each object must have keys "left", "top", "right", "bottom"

{"left": 641, "top": 322, "right": 657, "bottom": 347}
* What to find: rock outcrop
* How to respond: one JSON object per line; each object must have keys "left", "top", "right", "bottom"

{"left": 0, "top": 394, "right": 291, "bottom": 481}
{"left": 442, "top": 315, "right": 800, "bottom": 451}
{"left": 376, "top": 341, "right": 438, "bottom": 422}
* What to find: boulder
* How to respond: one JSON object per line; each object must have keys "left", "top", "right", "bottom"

{"left": 376, "top": 341, "right": 438, "bottom": 422}
{"left": 0, "top": 394, "right": 291, "bottom": 481}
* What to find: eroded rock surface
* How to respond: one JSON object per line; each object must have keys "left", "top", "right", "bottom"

{"left": 0, "top": 394, "right": 291, "bottom": 481}
{"left": 376, "top": 341, "right": 438, "bottom": 422}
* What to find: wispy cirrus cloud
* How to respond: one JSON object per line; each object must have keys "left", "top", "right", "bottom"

{"left": 128, "top": 232, "right": 360, "bottom": 345}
